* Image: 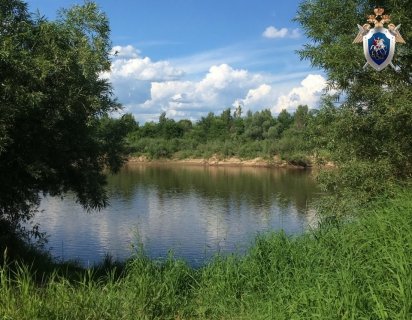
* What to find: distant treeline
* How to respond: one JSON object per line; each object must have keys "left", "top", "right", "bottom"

{"left": 119, "top": 105, "right": 326, "bottom": 167}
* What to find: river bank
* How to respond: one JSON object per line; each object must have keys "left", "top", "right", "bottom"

{"left": 1, "top": 187, "right": 411, "bottom": 319}
{"left": 128, "top": 155, "right": 334, "bottom": 169}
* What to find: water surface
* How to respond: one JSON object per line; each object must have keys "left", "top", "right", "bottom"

{"left": 36, "top": 163, "right": 319, "bottom": 267}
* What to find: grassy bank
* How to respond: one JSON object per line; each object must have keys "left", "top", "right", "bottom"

{"left": 1, "top": 189, "right": 411, "bottom": 319}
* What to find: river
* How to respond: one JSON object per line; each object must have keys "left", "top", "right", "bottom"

{"left": 35, "top": 163, "right": 320, "bottom": 267}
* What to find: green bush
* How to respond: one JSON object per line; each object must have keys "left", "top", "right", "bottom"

{"left": 283, "top": 153, "right": 312, "bottom": 167}
{"left": 237, "top": 141, "right": 265, "bottom": 159}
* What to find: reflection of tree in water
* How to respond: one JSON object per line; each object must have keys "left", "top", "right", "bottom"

{"left": 106, "top": 164, "right": 319, "bottom": 215}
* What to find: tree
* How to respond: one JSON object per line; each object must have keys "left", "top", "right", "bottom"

{"left": 293, "top": 105, "right": 309, "bottom": 130}
{"left": 177, "top": 119, "right": 192, "bottom": 136}
{"left": 97, "top": 114, "right": 137, "bottom": 172}
{"left": 220, "top": 108, "right": 233, "bottom": 134}
{"left": 296, "top": 0, "right": 412, "bottom": 204}
{"left": 275, "top": 106, "right": 313, "bottom": 167}
{"left": 158, "top": 112, "right": 183, "bottom": 139}
{"left": 272, "top": 109, "right": 293, "bottom": 138}
{"left": 244, "top": 109, "right": 276, "bottom": 140}
{"left": 0, "top": 1, "right": 129, "bottom": 240}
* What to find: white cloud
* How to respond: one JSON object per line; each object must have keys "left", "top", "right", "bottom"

{"left": 149, "top": 81, "right": 194, "bottom": 104}
{"left": 199, "top": 64, "right": 249, "bottom": 90}
{"left": 137, "top": 64, "right": 263, "bottom": 121}
{"left": 110, "top": 45, "right": 140, "bottom": 58}
{"left": 263, "top": 26, "right": 288, "bottom": 38}
{"left": 273, "top": 74, "right": 327, "bottom": 113}
{"left": 243, "top": 84, "right": 272, "bottom": 103}
{"left": 101, "top": 45, "right": 185, "bottom": 106}
{"left": 195, "top": 64, "right": 261, "bottom": 103}
{"left": 234, "top": 84, "right": 276, "bottom": 110}
{"left": 103, "top": 45, "right": 325, "bottom": 122}
{"left": 290, "top": 29, "right": 301, "bottom": 38}
{"left": 262, "top": 26, "right": 300, "bottom": 39}
{"left": 110, "top": 56, "right": 183, "bottom": 81}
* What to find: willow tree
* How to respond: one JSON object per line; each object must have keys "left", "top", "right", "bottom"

{"left": 296, "top": 0, "right": 412, "bottom": 204}
{"left": 0, "top": 1, "right": 130, "bottom": 243}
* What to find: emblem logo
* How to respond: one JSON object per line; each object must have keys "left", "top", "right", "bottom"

{"left": 353, "top": 7, "right": 405, "bottom": 71}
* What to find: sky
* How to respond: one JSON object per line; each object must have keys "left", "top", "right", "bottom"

{"left": 25, "top": 0, "right": 326, "bottom": 123}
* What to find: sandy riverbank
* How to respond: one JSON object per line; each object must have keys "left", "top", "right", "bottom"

{"left": 127, "top": 155, "right": 312, "bottom": 169}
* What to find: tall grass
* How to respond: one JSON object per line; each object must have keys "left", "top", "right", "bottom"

{"left": 1, "top": 189, "right": 411, "bottom": 319}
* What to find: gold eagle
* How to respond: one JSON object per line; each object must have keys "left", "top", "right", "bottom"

{"left": 353, "top": 24, "right": 371, "bottom": 44}
{"left": 353, "top": 7, "right": 406, "bottom": 45}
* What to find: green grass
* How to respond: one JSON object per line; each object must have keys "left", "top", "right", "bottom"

{"left": 1, "top": 189, "right": 412, "bottom": 319}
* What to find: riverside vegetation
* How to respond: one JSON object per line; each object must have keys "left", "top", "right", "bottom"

{"left": 1, "top": 188, "right": 411, "bottom": 319}
{"left": 1, "top": 0, "right": 412, "bottom": 319}
{"left": 125, "top": 105, "right": 317, "bottom": 168}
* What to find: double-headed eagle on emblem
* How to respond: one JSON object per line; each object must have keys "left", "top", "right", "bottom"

{"left": 353, "top": 7, "right": 405, "bottom": 71}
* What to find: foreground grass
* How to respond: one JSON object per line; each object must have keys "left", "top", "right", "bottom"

{"left": 1, "top": 190, "right": 412, "bottom": 319}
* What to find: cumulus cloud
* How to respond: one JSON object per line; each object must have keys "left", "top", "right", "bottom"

{"left": 139, "top": 64, "right": 263, "bottom": 120}
{"left": 195, "top": 64, "right": 261, "bottom": 103}
{"left": 101, "top": 45, "right": 184, "bottom": 106}
{"left": 102, "top": 45, "right": 325, "bottom": 122}
{"left": 272, "top": 74, "right": 327, "bottom": 113}
{"left": 109, "top": 55, "right": 183, "bottom": 82}
{"left": 262, "top": 26, "right": 300, "bottom": 39}
{"left": 234, "top": 84, "right": 277, "bottom": 110}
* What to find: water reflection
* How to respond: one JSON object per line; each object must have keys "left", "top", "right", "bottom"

{"left": 36, "top": 164, "right": 319, "bottom": 267}
{"left": 108, "top": 164, "right": 315, "bottom": 213}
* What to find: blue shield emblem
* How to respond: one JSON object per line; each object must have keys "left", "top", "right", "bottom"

{"left": 363, "top": 27, "right": 395, "bottom": 71}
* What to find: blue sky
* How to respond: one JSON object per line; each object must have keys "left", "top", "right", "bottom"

{"left": 25, "top": 0, "right": 326, "bottom": 123}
